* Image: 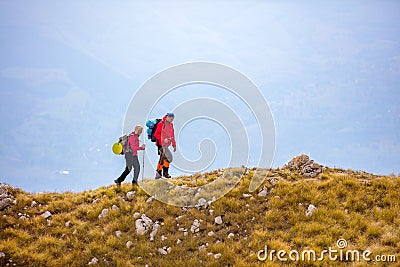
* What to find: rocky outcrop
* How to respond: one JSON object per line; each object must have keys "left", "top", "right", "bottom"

{"left": 0, "top": 183, "right": 15, "bottom": 211}
{"left": 286, "top": 154, "right": 326, "bottom": 177}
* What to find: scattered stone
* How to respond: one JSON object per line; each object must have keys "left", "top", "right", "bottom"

{"left": 88, "top": 257, "right": 98, "bottom": 265}
{"left": 214, "top": 253, "right": 222, "bottom": 259}
{"left": 111, "top": 205, "right": 120, "bottom": 211}
{"left": 65, "top": 221, "right": 71, "bottom": 228}
{"left": 146, "top": 196, "right": 154, "bottom": 203}
{"left": 115, "top": 231, "right": 122, "bottom": 238}
{"left": 208, "top": 231, "right": 215, "bottom": 237}
{"left": 228, "top": 233, "right": 235, "bottom": 239}
{"left": 41, "top": 211, "right": 52, "bottom": 219}
{"left": 196, "top": 198, "right": 208, "bottom": 209}
{"left": 161, "top": 235, "right": 167, "bottom": 241}
{"left": 126, "top": 191, "right": 136, "bottom": 200}
{"left": 199, "top": 244, "right": 207, "bottom": 251}
{"left": 306, "top": 204, "right": 317, "bottom": 216}
{"left": 243, "top": 194, "right": 252, "bottom": 198}
{"left": 133, "top": 212, "right": 141, "bottom": 218}
{"left": 126, "top": 241, "right": 133, "bottom": 249}
{"left": 135, "top": 214, "right": 154, "bottom": 236}
{"left": 19, "top": 215, "right": 27, "bottom": 220}
{"left": 149, "top": 223, "right": 160, "bottom": 242}
{"left": 166, "top": 247, "right": 172, "bottom": 254}
{"left": 98, "top": 209, "right": 109, "bottom": 219}
{"left": 258, "top": 187, "right": 268, "bottom": 197}
{"left": 176, "top": 239, "right": 182, "bottom": 244}
{"left": 158, "top": 248, "right": 168, "bottom": 255}
{"left": 190, "top": 219, "right": 200, "bottom": 233}
{"left": 208, "top": 196, "right": 217, "bottom": 206}
{"left": 214, "top": 216, "right": 223, "bottom": 225}
{"left": 209, "top": 209, "right": 214, "bottom": 215}
{"left": 31, "top": 201, "right": 37, "bottom": 207}
{"left": 269, "top": 178, "right": 279, "bottom": 186}
{"left": 0, "top": 252, "right": 5, "bottom": 258}
{"left": 207, "top": 252, "right": 214, "bottom": 256}
{"left": 47, "top": 219, "right": 51, "bottom": 226}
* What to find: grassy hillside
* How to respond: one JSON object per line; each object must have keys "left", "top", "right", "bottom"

{"left": 1, "top": 163, "right": 399, "bottom": 266}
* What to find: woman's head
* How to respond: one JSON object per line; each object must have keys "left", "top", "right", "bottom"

{"left": 134, "top": 125, "right": 143, "bottom": 135}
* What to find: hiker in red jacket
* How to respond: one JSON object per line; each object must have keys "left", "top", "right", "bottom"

{"left": 114, "top": 125, "right": 146, "bottom": 186}
{"left": 154, "top": 113, "right": 176, "bottom": 178}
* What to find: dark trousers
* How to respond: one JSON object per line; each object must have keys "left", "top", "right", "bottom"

{"left": 117, "top": 152, "right": 140, "bottom": 183}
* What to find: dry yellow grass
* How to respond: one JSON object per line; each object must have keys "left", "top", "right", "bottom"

{"left": 0, "top": 167, "right": 399, "bottom": 266}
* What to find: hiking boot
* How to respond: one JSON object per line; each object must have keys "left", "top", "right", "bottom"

{"left": 114, "top": 179, "right": 121, "bottom": 187}
{"left": 155, "top": 170, "right": 162, "bottom": 179}
{"left": 163, "top": 167, "right": 171, "bottom": 178}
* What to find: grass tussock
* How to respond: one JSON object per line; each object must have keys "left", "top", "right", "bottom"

{"left": 0, "top": 167, "right": 399, "bottom": 266}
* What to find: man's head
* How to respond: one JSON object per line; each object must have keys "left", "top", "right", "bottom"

{"left": 166, "top": 112, "right": 175, "bottom": 123}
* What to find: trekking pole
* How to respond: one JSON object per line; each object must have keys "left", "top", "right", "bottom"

{"left": 142, "top": 143, "right": 145, "bottom": 182}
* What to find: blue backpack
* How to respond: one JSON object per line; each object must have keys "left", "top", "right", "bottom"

{"left": 145, "top": 119, "right": 162, "bottom": 142}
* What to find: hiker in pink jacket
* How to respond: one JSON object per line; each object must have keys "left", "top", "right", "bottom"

{"left": 154, "top": 113, "right": 176, "bottom": 178}
{"left": 114, "top": 125, "right": 146, "bottom": 186}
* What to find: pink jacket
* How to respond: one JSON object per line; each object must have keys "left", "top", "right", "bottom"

{"left": 128, "top": 132, "right": 143, "bottom": 156}
{"left": 154, "top": 116, "right": 176, "bottom": 148}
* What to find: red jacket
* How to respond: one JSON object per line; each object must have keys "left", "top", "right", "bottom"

{"left": 128, "top": 132, "right": 143, "bottom": 156}
{"left": 154, "top": 116, "right": 176, "bottom": 148}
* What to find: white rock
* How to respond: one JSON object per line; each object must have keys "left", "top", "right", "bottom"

{"left": 228, "top": 233, "right": 235, "bottom": 239}
{"left": 135, "top": 220, "right": 148, "bottom": 235}
{"left": 141, "top": 214, "right": 153, "bottom": 226}
{"left": 149, "top": 223, "right": 160, "bottom": 242}
{"left": 115, "top": 231, "right": 122, "bottom": 238}
{"left": 111, "top": 205, "right": 120, "bottom": 211}
{"left": 197, "top": 198, "right": 207, "bottom": 207}
{"left": 158, "top": 248, "right": 168, "bottom": 255}
{"left": 47, "top": 219, "right": 51, "bottom": 226}
{"left": 133, "top": 212, "right": 141, "bottom": 218}
{"left": 146, "top": 196, "right": 154, "bottom": 203}
{"left": 19, "top": 215, "right": 27, "bottom": 220}
{"left": 214, "top": 253, "right": 222, "bottom": 259}
{"left": 126, "top": 241, "right": 133, "bottom": 249}
{"left": 209, "top": 209, "right": 214, "bottom": 215}
{"left": 0, "top": 252, "right": 5, "bottom": 258}
{"left": 88, "top": 257, "right": 98, "bottom": 265}
{"left": 98, "top": 209, "right": 109, "bottom": 219}
{"left": 214, "top": 216, "right": 223, "bottom": 225}
{"left": 184, "top": 231, "right": 188, "bottom": 237}
{"left": 207, "top": 252, "right": 214, "bottom": 256}
{"left": 208, "top": 231, "right": 215, "bottom": 237}
{"left": 199, "top": 245, "right": 207, "bottom": 251}
{"left": 126, "top": 191, "right": 135, "bottom": 200}
{"left": 258, "top": 187, "right": 268, "bottom": 197}
{"left": 190, "top": 219, "right": 200, "bottom": 233}
{"left": 306, "top": 204, "right": 317, "bottom": 216}
{"left": 41, "top": 211, "right": 52, "bottom": 219}
{"left": 176, "top": 239, "right": 182, "bottom": 244}
{"left": 161, "top": 235, "right": 167, "bottom": 241}
{"left": 136, "top": 214, "right": 154, "bottom": 235}
{"left": 31, "top": 201, "right": 37, "bottom": 207}
{"left": 65, "top": 221, "right": 71, "bottom": 228}
{"left": 243, "top": 194, "right": 252, "bottom": 198}
{"left": 166, "top": 247, "right": 172, "bottom": 254}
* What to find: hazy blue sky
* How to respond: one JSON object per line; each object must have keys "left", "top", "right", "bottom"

{"left": 1, "top": 1, "right": 399, "bottom": 192}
